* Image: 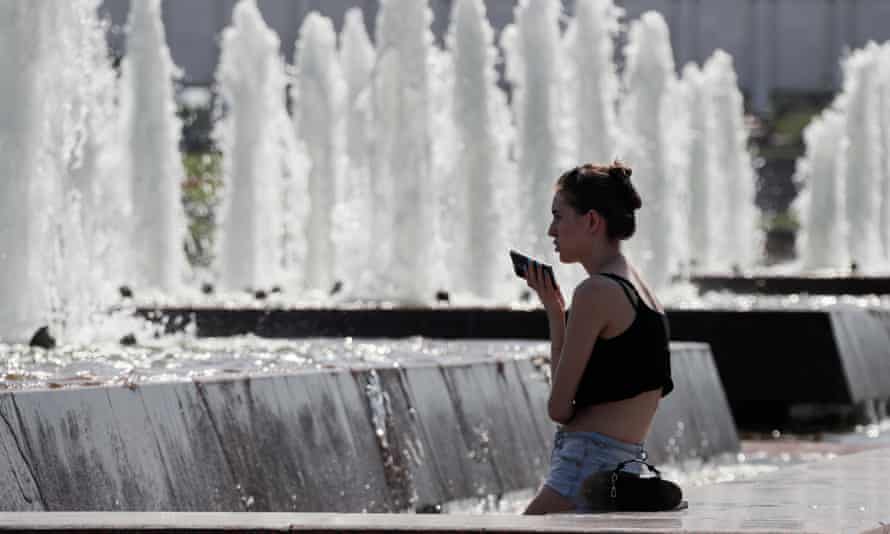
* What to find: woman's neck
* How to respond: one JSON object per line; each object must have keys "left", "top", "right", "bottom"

{"left": 581, "top": 243, "right": 624, "bottom": 276}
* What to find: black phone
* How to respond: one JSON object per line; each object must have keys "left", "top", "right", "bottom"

{"left": 509, "top": 249, "right": 556, "bottom": 287}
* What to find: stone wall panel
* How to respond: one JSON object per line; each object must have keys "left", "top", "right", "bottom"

{"left": 0, "top": 395, "right": 43, "bottom": 510}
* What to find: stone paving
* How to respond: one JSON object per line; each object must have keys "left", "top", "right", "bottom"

{"left": 0, "top": 446, "right": 888, "bottom": 533}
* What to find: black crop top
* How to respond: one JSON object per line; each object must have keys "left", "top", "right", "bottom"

{"left": 573, "top": 273, "right": 674, "bottom": 408}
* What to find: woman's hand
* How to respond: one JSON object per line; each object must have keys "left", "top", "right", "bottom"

{"left": 526, "top": 261, "right": 565, "bottom": 316}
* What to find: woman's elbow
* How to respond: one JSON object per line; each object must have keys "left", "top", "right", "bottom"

{"left": 547, "top": 398, "right": 573, "bottom": 424}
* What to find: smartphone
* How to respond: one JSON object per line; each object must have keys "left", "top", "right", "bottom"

{"left": 509, "top": 249, "right": 556, "bottom": 287}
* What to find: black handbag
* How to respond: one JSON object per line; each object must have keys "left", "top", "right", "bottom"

{"left": 580, "top": 458, "right": 685, "bottom": 512}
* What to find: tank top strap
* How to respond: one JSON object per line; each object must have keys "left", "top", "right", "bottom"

{"left": 598, "top": 273, "right": 641, "bottom": 310}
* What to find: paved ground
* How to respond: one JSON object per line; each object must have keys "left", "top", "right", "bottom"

{"left": 1, "top": 446, "right": 888, "bottom": 533}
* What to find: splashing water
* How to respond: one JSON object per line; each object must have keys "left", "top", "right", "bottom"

{"left": 294, "top": 13, "right": 344, "bottom": 294}
{"left": 501, "top": 0, "right": 564, "bottom": 261}
{"left": 446, "top": 0, "right": 516, "bottom": 300}
{"left": 214, "top": 0, "right": 308, "bottom": 292}
{"left": 0, "top": 2, "right": 772, "bottom": 341}
{"left": 120, "top": 0, "right": 188, "bottom": 293}
{"left": 797, "top": 42, "right": 890, "bottom": 273}
{"left": 371, "top": 0, "right": 438, "bottom": 302}
{"left": 336, "top": 9, "right": 376, "bottom": 299}
{"left": 0, "top": 1, "right": 120, "bottom": 343}
{"left": 618, "top": 11, "right": 688, "bottom": 290}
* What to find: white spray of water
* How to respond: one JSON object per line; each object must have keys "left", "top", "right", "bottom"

{"left": 797, "top": 41, "right": 890, "bottom": 274}
{"left": 501, "top": 0, "right": 563, "bottom": 260}
{"left": 878, "top": 43, "right": 890, "bottom": 264}
{"left": 120, "top": 0, "right": 187, "bottom": 292}
{"left": 0, "top": 3, "right": 46, "bottom": 341}
{"left": 294, "top": 13, "right": 344, "bottom": 294}
{"left": 681, "top": 62, "right": 719, "bottom": 272}
{"left": 565, "top": 0, "right": 622, "bottom": 164}
{"left": 372, "top": 0, "right": 437, "bottom": 302}
{"left": 0, "top": 1, "right": 117, "bottom": 342}
{"left": 214, "top": 0, "right": 308, "bottom": 291}
{"left": 795, "top": 108, "right": 848, "bottom": 271}
{"left": 705, "top": 51, "right": 759, "bottom": 271}
{"left": 618, "top": 11, "right": 687, "bottom": 290}
{"left": 446, "top": 0, "right": 516, "bottom": 300}
{"left": 71, "top": 14, "right": 129, "bottom": 296}
{"left": 840, "top": 43, "right": 885, "bottom": 272}
{"left": 337, "top": 9, "right": 376, "bottom": 298}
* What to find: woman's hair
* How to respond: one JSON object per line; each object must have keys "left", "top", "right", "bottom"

{"left": 555, "top": 161, "right": 642, "bottom": 240}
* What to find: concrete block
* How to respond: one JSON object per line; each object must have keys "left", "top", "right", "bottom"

{"left": 136, "top": 382, "right": 242, "bottom": 511}
{"left": 10, "top": 386, "right": 174, "bottom": 510}
{"left": 195, "top": 371, "right": 390, "bottom": 512}
{"left": 669, "top": 308, "right": 890, "bottom": 408}
{"left": 0, "top": 395, "right": 43, "bottom": 510}
{"left": 371, "top": 366, "right": 443, "bottom": 510}
{"left": 649, "top": 343, "right": 740, "bottom": 464}
{"left": 0, "top": 343, "right": 739, "bottom": 512}
{"left": 441, "top": 361, "right": 546, "bottom": 493}
{"left": 828, "top": 307, "right": 890, "bottom": 402}
{"left": 511, "top": 358, "right": 557, "bottom": 447}
{"left": 398, "top": 364, "right": 500, "bottom": 503}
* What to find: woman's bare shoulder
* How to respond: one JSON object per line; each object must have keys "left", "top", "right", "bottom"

{"left": 573, "top": 275, "right": 625, "bottom": 308}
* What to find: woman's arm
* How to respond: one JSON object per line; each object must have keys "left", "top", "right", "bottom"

{"left": 546, "top": 308, "right": 566, "bottom": 378}
{"left": 525, "top": 262, "right": 566, "bottom": 378}
{"left": 547, "top": 280, "right": 609, "bottom": 424}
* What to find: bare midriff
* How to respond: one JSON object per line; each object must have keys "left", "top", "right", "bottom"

{"left": 560, "top": 388, "right": 662, "bottom": 445}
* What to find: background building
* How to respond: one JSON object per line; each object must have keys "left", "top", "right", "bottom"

{"left": 100, "top": 0, "right": 890, "bottom": 114}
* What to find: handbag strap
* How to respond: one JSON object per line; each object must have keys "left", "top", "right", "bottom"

{"left": 609, "top": 458, "right": 662, "bottom": 500}
{"left": 613, "top": 458, "right": 661, "bottom": 477}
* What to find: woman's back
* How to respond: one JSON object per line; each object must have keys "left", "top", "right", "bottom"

{"left": 561, "top": 265, "right": 669, "bottom": 444}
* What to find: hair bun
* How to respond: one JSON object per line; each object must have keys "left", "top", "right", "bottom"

{"left": 608, "top": 165, "right": 632, "bottom": 182}
{"left": 608, "top": 163, "right": 641, "bottom": 212}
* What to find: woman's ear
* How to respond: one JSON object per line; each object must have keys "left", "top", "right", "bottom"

{"left": 587, "top": 210, "right": 601, "bottom": 235}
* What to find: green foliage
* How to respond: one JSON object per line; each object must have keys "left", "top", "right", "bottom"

{"left": 181, "top": 152, "right": 222, "bottom": 268}
{"left": 760, "top": 209, "right": 800, "bottom": 233}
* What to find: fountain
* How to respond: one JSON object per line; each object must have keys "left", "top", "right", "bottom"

{"left": 797, "top": 42, "right": 890, "bottom": 275}
{"left": 369, "top": 0, "right": 438, "bottom": 302}
{"left": 446, "top": 0, "right": 516, "bottom": 300}
{"left": 336, "top": 9, "right": 376, "bottom": 299}
{"left": 214, "top": 0, "right": 308, "bottom": 293}
{"left": 0, "top": 0, "right": 122, "bottom": 344}
{"left": 294, "top": 13, "right": 344, "bottom": 295}
{"left": 500, "top": 0, "right": 563, "bottom": 263}
{"left": 120, "top": 0, "right": 188, "bottom": 293}
{"left": 4, "top": 0, "right": 889, "bottom": 516}
{"left": 617, "top": 11, "right": 687, "bottom": 291}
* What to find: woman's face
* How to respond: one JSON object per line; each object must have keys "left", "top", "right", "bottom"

{"left": 548, "top": 191, "right": 595, "bottom": 263}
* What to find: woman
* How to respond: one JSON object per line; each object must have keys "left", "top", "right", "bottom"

{"left": 523, "top": 162, "right": 673, "bottom": 514}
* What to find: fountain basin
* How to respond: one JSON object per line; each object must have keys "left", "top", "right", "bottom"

{"left": 0, "top": 342, "right": 735, "bottom": 512}
{"left": 136, "top": 305, "right": 890, "bottom": 428}
{"left": 691, "top": 275, "right": 890, "bottom": 295}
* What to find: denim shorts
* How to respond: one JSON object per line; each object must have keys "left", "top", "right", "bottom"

{"left": 544, "top": 429, "right": 646, "bottom": 512}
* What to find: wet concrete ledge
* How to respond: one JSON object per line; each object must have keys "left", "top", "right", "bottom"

{"left": 144, "top": 306, "right": 890, "bottom": 424}
{"left": 690, "top": 274, "right": 890, "bottom": 295}
{"left": 1, "top": 446, "right": 888, "bottom": 532}
{"left": 0, "top": 343, "right": 736, "bottom": 512}
{"left": 668, "top": 307, "right": 890, "bottom": 425}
